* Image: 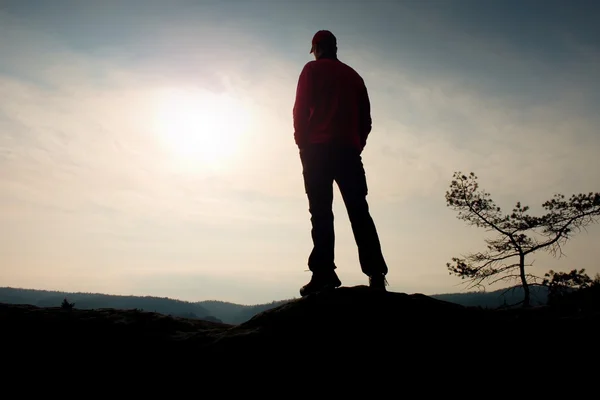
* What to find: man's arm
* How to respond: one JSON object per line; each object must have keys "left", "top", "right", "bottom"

{"left": 293, "top": 64, "right": 312, "bottom": 149}
{"left": 359, "top": 81, "right": 372, "bottom": 151}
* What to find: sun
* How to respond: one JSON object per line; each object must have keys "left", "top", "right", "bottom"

{"left": 151, "top": 88, "right": 251, "bottom": 170}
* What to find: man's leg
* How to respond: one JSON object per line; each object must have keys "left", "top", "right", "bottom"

{"left": 299, "top": 145, "right": 341, "bottom": 296}
{"left": 334, "top": 147, "right": 388, "bottom": 283}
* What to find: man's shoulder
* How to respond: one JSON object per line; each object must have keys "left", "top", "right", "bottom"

{"left": 302, "top": 59, "right": 365, "bottom": 83}
{"left": 311, "top": 58, "right": 358, "bottom": 73}
{"left": 336, "top": 60, "right": 365, "bottom": 81}
{"left": 302, "top": 60, "right": 318, "bottom": 70}
{"left": 298, "top": 60, "right": 317, "bottom": 77}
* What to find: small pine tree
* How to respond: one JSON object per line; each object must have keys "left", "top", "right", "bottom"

{"left": 445, "top": 171, "right": 600, "bottom": 307}
{"left": 542, "top": 268, "right": 592, "bottom": 304}
{"left": 61, "top": 298, "right": 75, "bottom": 310}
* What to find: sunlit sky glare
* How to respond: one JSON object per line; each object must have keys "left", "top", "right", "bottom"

{"left": 1, "top": 0, "right": 599, "bottom": 305}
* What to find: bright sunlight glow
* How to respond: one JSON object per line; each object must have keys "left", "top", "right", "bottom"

{"left": 151, "top": 88, "right": 251, "bottom": 171}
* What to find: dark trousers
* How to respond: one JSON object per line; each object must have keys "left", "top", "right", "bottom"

{"left": 300, "top": 143, "right": 388, "bottom": 277}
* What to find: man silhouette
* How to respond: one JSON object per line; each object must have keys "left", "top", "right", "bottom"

{"left": 293, "top": 30, "right": 389, "bottom": 297}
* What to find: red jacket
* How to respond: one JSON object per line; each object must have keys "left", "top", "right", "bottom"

{"left": 293, "top": 57, "right": 372, "bottom": 151}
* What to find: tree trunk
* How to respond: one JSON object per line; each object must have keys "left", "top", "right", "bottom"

{"left": 519, "top": 253, "right": 530, "bottom": 307}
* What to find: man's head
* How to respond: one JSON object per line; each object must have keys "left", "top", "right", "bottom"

{"left": 310, "top": 30, "right": 337, "bottom": 59}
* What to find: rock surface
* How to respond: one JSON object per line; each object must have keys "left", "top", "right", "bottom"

{"left": 2, "top": 285, "right": 598, "bottom": 369}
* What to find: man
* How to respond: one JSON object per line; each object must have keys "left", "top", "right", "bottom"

{"left": 293, "top": 30, "right": 389, "bottom": 297}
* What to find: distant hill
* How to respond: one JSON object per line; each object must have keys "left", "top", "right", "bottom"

{"left": 0, "top": 284, "right": 549, "bottom": 324}
{"left": 199, "top": 299, "right": 294, "bottom": 324}
{"left": 430, "top": 284, "right": 549, "bottom": 308}
{"left": 0, "top": 287, "right": 219, "bottom": 322}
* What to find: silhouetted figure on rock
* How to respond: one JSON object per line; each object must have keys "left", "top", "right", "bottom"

{"left": 293, "top": 30, "right": 389, "bottom": 297}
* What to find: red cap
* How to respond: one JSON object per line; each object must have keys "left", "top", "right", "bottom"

{"left": 310, "top": 30, "right": 337, "bottom": 53}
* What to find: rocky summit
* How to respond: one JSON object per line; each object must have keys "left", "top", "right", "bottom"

{"left": 2, "top": 285, "right": 598, "bottom": 371}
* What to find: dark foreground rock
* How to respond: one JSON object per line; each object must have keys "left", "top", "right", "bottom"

{"left": 1, "top": 285, "right": 598, "bottom": 370}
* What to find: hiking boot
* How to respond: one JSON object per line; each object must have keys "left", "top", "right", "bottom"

{"left": 300, "top": 270, "right": 342, "bottom": 297}
{"left": 369, "top": 273, "right": 388, "bottom": 291}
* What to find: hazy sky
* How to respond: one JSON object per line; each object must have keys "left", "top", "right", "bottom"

{"left": 1, "top": 0, "right": 599, "bottom": 305}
